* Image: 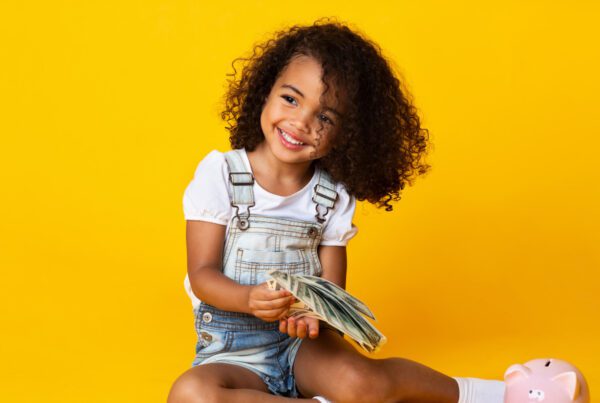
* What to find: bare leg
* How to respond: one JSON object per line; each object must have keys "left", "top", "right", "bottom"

{"left": 294, "top": 329, "right": 459, "bottom": 403}
{"left": 168, "top": 363, "right": 315, "bottom": 403}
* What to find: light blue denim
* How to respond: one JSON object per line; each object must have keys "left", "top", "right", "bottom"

{"left": 189, "top": 149, "right": 339, "bottom": 397}
{"left": 191, "top": 215, "right": 325, "bottom": 396}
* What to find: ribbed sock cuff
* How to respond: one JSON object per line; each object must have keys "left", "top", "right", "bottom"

{"left": 453, "top": 377, "right": 505, "bottom": 403}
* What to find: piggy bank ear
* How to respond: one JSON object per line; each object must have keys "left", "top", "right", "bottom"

{"left": 504, "top": 364, "right": 531, "bottom": 384}
{"left": 551, "top": 371, "right": 580, "bottom": 400}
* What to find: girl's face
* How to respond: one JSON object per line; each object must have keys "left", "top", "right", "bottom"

{"left": 260, "top": 54, "right": 342, "bottom": 166}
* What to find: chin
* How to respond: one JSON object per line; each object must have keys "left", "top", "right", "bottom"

{"left": 264, "top": 132, "right": 309, "bottom": 163}
{"left": 273, "top": 150, "right": 309, "bottom": 164}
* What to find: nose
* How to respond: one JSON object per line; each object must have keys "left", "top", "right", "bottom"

{"left": 291, "top": 110, "right": 311, "bottom": 134}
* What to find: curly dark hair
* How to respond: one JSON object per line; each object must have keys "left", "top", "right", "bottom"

{"left": 221, "top": 18, "right": 431, "bottom": 211}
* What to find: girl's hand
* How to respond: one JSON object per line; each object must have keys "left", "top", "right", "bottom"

{"left": 247, "top": 283, "right": 295, "bottom": 322}
{"left": 279, "top": 316, "right": 320, "bottom": 339}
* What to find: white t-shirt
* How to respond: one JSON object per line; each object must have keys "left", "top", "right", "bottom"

{"left": 182, "top": 149, "right": 359, "bottom": 308}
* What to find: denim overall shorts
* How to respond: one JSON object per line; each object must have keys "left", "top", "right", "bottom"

{"left": 191, "top": 149, "right": 339, "bottom": 397}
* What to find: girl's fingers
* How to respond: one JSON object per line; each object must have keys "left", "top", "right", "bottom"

{"left": 257, "top": 284, "right": 292, "bottom": 298}
{"left": 296, "top": 319, "right": 307, "bottom": 338}
{"left": 252, "top": 295, "right": 295, "bottom": 310}
{"left": 278, "top": 317, "right": 319, "bottom": 338}
{"left": 279, "top": 319, "right": 287, "bottom": 333}
{"left": 254, "top": 306, "right": 289, "bottom": 322}
{"left": 277, "top": 309, "right": 290, "bottom": 320}
{"left": 287, "top": 317, "right": 297, "bottom": 338}
{"left": 308, "top": 319, "right": 319, "bottom": 338}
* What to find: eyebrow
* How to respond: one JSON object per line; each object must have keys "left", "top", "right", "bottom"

{"left": 281, "top": 84, "right": 305, "bottom": 98}
{"left": 280, "top": 84, "right": 342, "bottom": 117}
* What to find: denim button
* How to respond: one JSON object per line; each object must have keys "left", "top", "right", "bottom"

{"left": 202, "top": 312, "right": 213, "bottom": 323}
{"left": 238, "top": 218, "right": 249, "bottom": 230}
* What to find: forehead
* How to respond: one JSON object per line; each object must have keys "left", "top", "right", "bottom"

{"left": 275, "top": 55, "right": 341, "bottom": 107}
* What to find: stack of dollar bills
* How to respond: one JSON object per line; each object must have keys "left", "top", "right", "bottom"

{"left": 267, "top": 269, "right": 387, "bottom": 353}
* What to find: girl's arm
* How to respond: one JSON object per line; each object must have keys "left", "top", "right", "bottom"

{"left": 186, "top": 220, "right": 294, "bottom": 320}
{"left": 317, "top": 245, "right": 348, "bottom": 289}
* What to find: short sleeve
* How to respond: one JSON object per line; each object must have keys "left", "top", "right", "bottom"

{"left": 320, "top": 182, "right": 359, "bottom": 246}
{"left": 182, "top": 150, "right": 232, "bottom": 225}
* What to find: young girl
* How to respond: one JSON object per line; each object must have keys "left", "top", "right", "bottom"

{"left": 168, "top": 19, "right": 505, "bottom": 403}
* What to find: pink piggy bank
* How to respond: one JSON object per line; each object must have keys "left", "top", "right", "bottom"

{"left": 504, "top": 358, "right": 590, "bottom": 403}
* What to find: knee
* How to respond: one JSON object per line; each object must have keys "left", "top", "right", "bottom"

{"left": 167, "top": 370, "right": 218, "bottom": 403}
{"left": 329, "top": 358, "right": 395, "bottom": 403}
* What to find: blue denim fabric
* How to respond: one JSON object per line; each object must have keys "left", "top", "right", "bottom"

{"left": 191, "top": 214, "right": 324, "bottom": 397}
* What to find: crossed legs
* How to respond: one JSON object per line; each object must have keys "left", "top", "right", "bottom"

{"left": 168, "top": 328, "right": 459, "bottom": 403}
{"left": 167, "top": 362, "right": 314, "bottom": 403}
{"left": 293, "top": 328, "right": 459, "bottom": 403}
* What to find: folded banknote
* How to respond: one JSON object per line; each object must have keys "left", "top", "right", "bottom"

{"left": 267, "top": 269, "right": 387, "bottom": 353}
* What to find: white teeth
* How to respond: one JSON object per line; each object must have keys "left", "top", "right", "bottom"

{"left": 279, "top": 128, "right": 304, "bottom": 145}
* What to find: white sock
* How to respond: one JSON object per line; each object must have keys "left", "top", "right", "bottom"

{"left": 453, "top": 377, "right": 505, "bottom": 403}
{"left": 312, "top": 397, "right": 331, "bottom": 403}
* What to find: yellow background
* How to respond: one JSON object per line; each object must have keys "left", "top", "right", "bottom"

{"left": 1, "top": 1, "right": 599, "bottom": 401}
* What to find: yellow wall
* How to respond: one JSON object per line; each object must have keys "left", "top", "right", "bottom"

{"left": 1, "top": 1, "right": 598, "bottom": 401}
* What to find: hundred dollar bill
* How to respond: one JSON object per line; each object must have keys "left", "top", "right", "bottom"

{"left": 267, "top": 278, "right": 321, "bottom": 318}
{"left": 295, "top": 274, "right": 375, "bottom": 319}
{"left": 267, "top": 269, "right": 387, "bottom": 353}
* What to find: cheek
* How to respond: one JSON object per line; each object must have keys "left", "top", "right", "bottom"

{"left": 319, "top": 128, "right": 338, "bottom": 147}
{"left": 260, "top": 102, "right": 278, "bottom": 127}
{"left": 311, "top": 132, "right": 336, "bottom": 158}
{"left": 260, "top": 105, "right": 273, "bottom": 134}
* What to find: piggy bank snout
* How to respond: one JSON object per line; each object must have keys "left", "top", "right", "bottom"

{"left": 529, "top": 389, "right": 545, "bottom": 401}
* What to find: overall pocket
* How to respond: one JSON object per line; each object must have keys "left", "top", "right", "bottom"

{"left": 193, "top": 309, "right": 234, "bottom": 359}
{"left": 234, "top": 248, "right": 311, "bottom": 286}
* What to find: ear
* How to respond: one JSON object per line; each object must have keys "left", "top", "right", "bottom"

{"left": 504, "top": 364, "right": 531, "bottom": 384}
{"left": 551, "top": 371, "right": 580, "bottom": 400}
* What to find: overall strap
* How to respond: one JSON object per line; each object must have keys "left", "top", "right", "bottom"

{"left": 223, "top": 149, "right": 255, "bottom": 230}
{"left": 312, "top": 168, "right": 338, "bottom": 223}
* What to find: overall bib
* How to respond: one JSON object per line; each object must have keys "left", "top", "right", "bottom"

{"left": 191, "top": 149, "right": 339, "bottom": 396}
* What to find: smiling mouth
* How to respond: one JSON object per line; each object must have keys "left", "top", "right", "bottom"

{"left": 277, "top": 127, "right": 307, "bottom": 146}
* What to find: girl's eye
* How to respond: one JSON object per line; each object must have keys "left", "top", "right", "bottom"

{"left": 319, "top": 114, "right": 334, "bottom": 125}
{"left": 281, "top": 95, "right": 297, "bottom": 105}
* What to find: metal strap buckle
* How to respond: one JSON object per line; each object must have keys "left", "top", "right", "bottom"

{"left": 228, "top": 172, "right": 254, "bottom": 186}
{"left": 311, "top": 184, "right": 338, "bottom": 211}
{"left": 312, "top": 184, "right": 338, "bottom": 203}
{"left": 312, "top": 184, "right": 337, "bottom": 223}
{"left": 231, "top": 202, "right": 255, "bottom": 231}
{"left": 314, "top": 204, "right": 330, "bottom": 223}
{"left": 228, "top": 171, "right": 254, "bottom": 230}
